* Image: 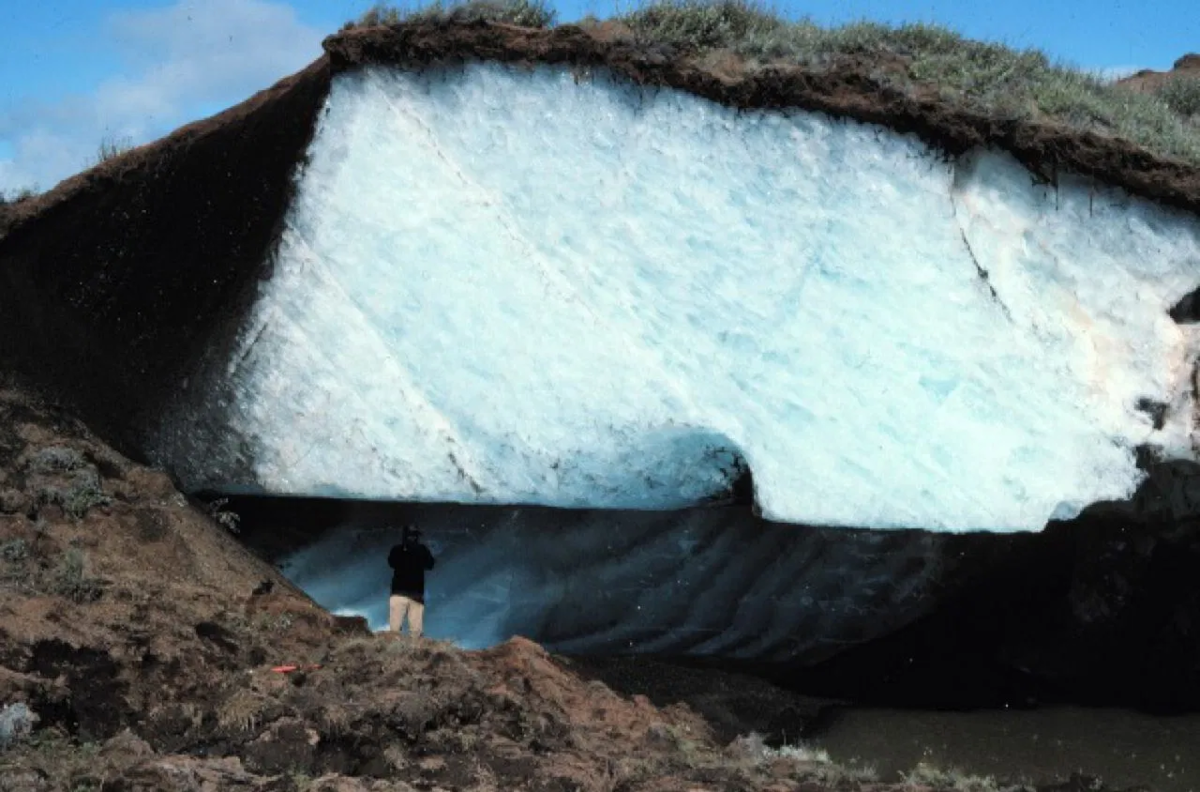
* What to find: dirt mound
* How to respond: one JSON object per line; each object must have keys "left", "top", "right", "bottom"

{"left": 1117, "top": 53, "right": 1200, "bottom": 93}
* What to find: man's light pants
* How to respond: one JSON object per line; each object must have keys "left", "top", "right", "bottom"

{"left": 389, "top": 595, "right": 424, "bottom": 636}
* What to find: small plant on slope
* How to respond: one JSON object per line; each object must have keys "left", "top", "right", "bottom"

{"left": 204, "top": 497, "right": 242, "bottom": 534}
{"left": 50, "top": 548, "right": 103, "bottom": 603}
{"left": 0, "top": 185, "right": 38, "bottom": 205}
{"left": 94, "top": 134, "right": 134, "bottom": 165}
{"left": 353, "top": 2, "right": 403, "bottom": 26}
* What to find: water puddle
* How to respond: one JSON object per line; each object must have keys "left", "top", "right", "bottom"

{"left": 813, "top": 707, "right": 1200, "bottom": 791}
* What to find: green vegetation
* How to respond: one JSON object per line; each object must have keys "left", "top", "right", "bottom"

{"left": 900, "top": 762, "right": 1029, "bottom": 792}
{"left": 50, "top": 548, "right": 102, "bottom": 603}
{"left": 36, "top": 474, "right": 110, "bottom": 520}
{"left": 614, "top": 0, "right": 1200, "bottom": 164}
{"left": 59, "top": 480, "right": 111, "bottom": 520}
{"left": 345, "top": 0, "right": 1200, "bottom": 166}
{"left": 0, "top": 539, "right": 32, "bottom": 592}
{"left": 0, "top": 539, "right": 28, "bottom": 564}
{"left": 732, "top": 732, "right": 880, "bottom": 783}
{"left": 351, "top": 3, "right": 403, "bottom": 26}
{"left": 203, "top": 496, "right": 242, "bottom": 534}
{"left": 30, "top": 446, "right": 112, "bottom": 519}
{"left": 345, "top": 0, "right": 556, "bottom": 30}
{"left": 1159, "top": 75, "right": 1200, "bottom": 117}
{"left": 29, "top": 446, "right": 88, "bottom": 474}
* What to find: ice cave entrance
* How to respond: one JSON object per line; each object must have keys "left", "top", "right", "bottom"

{"left": 222, "top": 493, "right": 939, "bottom": 663}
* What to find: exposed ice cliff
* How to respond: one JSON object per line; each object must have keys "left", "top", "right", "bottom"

{"left": 152, "top": 61, "right": 1200, "bottom": 532}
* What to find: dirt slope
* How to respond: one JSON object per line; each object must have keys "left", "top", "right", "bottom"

{"left": 0, "top": 59, "right": 332, "bottom": 455}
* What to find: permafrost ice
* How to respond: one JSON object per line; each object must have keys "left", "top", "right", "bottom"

{"left": 159, "top": 63, "right": 1200, "bottom": 532}
{"left": 279, "top": 505, "right": 948, "bottom": 656}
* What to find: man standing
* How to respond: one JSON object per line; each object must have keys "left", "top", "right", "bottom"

{"left": 387, "top": 525, "right": 436, "bottom": 636}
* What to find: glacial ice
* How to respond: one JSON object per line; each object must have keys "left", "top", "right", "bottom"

{"left": 170, "top": 62, "right": 1200, "bottom": 532}
{"left": 275, "top": 504, "right": 946, "bottom": 659}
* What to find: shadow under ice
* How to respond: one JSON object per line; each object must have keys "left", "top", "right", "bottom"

{"left": 221, "top": 458, "right": 1200, "bottom": 716}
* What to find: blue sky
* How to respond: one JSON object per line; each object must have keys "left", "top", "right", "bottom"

{"left": 0, "top": 0, "right": 1195, "bottom": 192}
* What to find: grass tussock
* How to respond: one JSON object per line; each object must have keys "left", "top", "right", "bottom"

{"left": 94, "top": 134, "right": 134, "bottom": 166}
{"left": 203, "top": 497, "right": 241, "bottom": 534}
{"left": 50, "top": 548, "right": 103, "bottom": 603}
{"left": 345, "top": 0, "right": 1200, "bottom": 167}
{"left": 1159, "top": 75, "right": 1200, "bottom": 118}
{"left": 0, "top": 538, "right": 29, "bottom": 564}
{"left": 28, "top": 445, "right": 112, "bottom": 520}
{"left": 727, "top": 732, "right": 881, "bottom": 784}
{"left": 345, "top": 0, "right": 556, "bottom": 30}
{"left": 216, "top": 689, "right": 269, "bottom": 734}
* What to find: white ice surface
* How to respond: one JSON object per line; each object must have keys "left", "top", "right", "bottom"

{"left": 202, "top": 63, "right": 1200, "bottom": 532}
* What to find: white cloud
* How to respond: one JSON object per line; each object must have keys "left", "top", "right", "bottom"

{"left": 0, "top": 0, "right": 324, "bottom": 193}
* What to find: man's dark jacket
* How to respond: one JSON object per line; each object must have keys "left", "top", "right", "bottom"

{"left": 388, "top": 540, "right": 436, "bottom": 602}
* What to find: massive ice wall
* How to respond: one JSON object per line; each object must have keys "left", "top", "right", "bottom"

{"left": 156, "top": 63, "right": 1200, "bottom": 532}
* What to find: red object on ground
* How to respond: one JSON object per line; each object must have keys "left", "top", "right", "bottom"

{"left": 270, "top": 664, "right": 322, "bottom": 674}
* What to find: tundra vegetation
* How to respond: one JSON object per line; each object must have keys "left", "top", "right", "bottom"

{"left": 94, "top": 134, "right": 134, "bottom": 165}
{"left": 347, "top": 0, "right": 1200, "bottom": 166}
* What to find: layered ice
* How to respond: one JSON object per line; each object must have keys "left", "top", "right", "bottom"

{"left": 163, "top": 63, "right": 1200, "bottom": 532}
{"left": 271, "top": 503, "right": 946, "bottom": 660}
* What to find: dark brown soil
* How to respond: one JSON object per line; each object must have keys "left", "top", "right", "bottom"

{"left": 0, "top": 60, "right": 332, "bottom": 457}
